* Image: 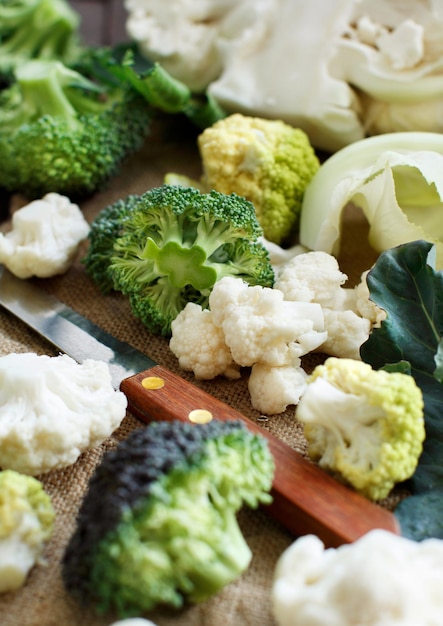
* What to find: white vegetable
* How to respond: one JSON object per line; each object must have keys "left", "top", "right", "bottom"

{"left": 127, "top": 0, "right": 443, "bottom": 152}
{"left": 272, "top": 530, "right": 443, "bottom": 626}
{"left": 0, "top": 353, "right": 127, "bottom": 475}
{"left": 0, "top": 193, "right": 89, "bottom": 279}
{"left": 248, "top": 362, "right": 307, "bottom": 415}
{"left": 209, "top": 277, "right": 327, "bottom": 366}
{"left": 169, "top": 302, "right": 240, "bottom": 380}
{"left": 299, "top": 132, "right": 443, "bottom": 268}
{"left": 275, "top": 251, "right": 381, "bottom": 360}
{"left": 109, "top": 620, "right": 158, "bottom": 626}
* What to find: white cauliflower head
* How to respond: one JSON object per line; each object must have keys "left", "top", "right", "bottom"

{"left": 248, "top": 361, "right": 307, "bottom": 415}
{"left": 0, "top": 353, "right": 127, "bottom": 475}
{"left": 0, "top": 193, "right": 90, "bottom": 279}
{"left": 209, "top": 277, "right": 327, "bottom": 367}
{"left": 169, "top": 302, "right": 240, "bottom": 380}
{"left": 272, "top": 529, "right": 443, "bottom": 626}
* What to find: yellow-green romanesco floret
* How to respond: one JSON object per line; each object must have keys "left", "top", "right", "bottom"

{"left": 0, "top": 469, "right": 55, "bottom": 592}
{"left": 198, "top": 113, "right": 320, "bottom": 245}
{"left": 296, "top": 357, "right": 425, "bottom": 501}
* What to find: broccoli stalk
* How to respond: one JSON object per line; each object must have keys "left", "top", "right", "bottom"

{"left": 0, "top": 0, "right": 81, "bottom": 80}
{"left": 62, "top": 419, "right": 274, "bottom": 617}
{"left": 83, "top": 184, "right": 275, "bottom": 336}
{"left": 0, "top": 59, "right": 152, "bottom": 199}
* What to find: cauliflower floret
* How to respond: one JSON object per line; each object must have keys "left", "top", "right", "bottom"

{"left": 354, "top": 269, "right": 387, "bottom": 327}
{"left": 0, "top": 470, "right": 54, "bottom": 592}
{"left": 296, "top": 357, "right": 425, "bottom": 501}
{"left": 209, "top": 276, "right": 327, "bottom": 367}
{"left": 321, "top": 309, "right": 371, "bottom": 360}
{"left": 248, "top": 361, "right": 308, "bottom": 415}
{"left": 198, "top": 113, "right": 319, "bottom": 245}
{"left": 272, "top": 530, "right": 443, "bottom": 626}
{"left": 169, "top": 302, "right": 241, "bottom": 380}
{"left": 0, "top": 193, "right": 90, "bottom": 279}
{"left": 0, "top": 353, "right": 128, "bottom": 475}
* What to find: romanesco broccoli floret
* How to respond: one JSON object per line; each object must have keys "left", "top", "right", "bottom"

{"left": 197, "top": 113, "right": 320, "bottom": 245}
{"left": 62, "top": 419, "right": 274, "bottom": 617}
{"left": 0, "top": 469, "right": 55, "bottom": 593}
{"left": 0, "top": 0, "right": 81, "bottom": 82}
{"left": 0, "top": 58, "right": 152, "bottom": 199}
{"left": 83, "top": 184, "right": 275, "bottom": 336}
{"left": 296, "top": 357, "right": 425, "bottom": 501}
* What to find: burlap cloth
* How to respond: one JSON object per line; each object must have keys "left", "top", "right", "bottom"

{"left": 0, "top": 117, "right": 381, "bottom": 626}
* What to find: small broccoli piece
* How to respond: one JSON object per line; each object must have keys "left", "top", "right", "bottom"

{"left": 62, "top": 419, "right": 274, "bottom": 617}
{"left": 0, "top": 58, "right": 152, "bottom": 199}
{"left": 296, "top": 357, "right": 426, "bottom": 501}
{"left": 83, "top": 184, "right": 275, "bottom": 336}
{"left": 0, "top": 0, "right": 81, "bottom": 82}
{"left": 0, "top": 469, "right": 55, "bottom": 593}
{"left": 197, "top": 113, "right": 320, "bottom": 245}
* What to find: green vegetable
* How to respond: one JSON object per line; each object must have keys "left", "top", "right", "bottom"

{"left": 197, "top": 113, "right": 320, "bottom": 245}
{"left": 299, "top": 132, "right": 443, "bottom": 268}
{"left": 83, "top": 184, "right": 274, "bottom": 336}
{"left": 0, "top": 58, "right": 152, "bottom": 199}
{"left": 360, "top": 240, "right": 443, "bottom": 496}
{"left": 62, "top": 419, "right": 274, "bottom": 617}
{"left": 295, "top": 357, "right": 425, "bottom": 501}
{"left": 0, "top": 0, "right": 81, "bottom": 82}
{"left": 395, "top": 490, "right": 443, "bottom": 541}
{"left": 0, "top": 469, "right": 55, "bottom": 593}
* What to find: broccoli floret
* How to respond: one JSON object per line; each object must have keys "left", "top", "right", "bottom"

{"left": 0, "top": 58, "right": 152, "bottom": 199}
{"left": 197, "top": 113, "right": 320, "bottom": 245}
{"left": 296, "top": 357, "right": 426, "bottom": 501}
{"left": 62, "top": 419, "right": 274, "bottom": 617}
{"left": 83, "top": 184, "right": 275, "bottom": 336}
{"left": 0, "top": 469, "right": 55, "bottom": 592}
{"left": 0, "top": 0, "right": 81, "bottom": 82}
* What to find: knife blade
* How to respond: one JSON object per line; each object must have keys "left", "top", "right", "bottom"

{"left": 0, "top": 265, "right": 400, "bottom": 545}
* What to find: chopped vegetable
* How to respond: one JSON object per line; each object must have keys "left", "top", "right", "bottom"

{"left": 197, "top": 113, "right": 319, "bottom": 245}
{"left": 272, "top": 529, "right": 443, "bottom": 626}
{"left": 0, "top": 193, "right": 89, "bottom": 279}
{"left": 62, "top": 419, "right": 274, "bottom": 616}
{"left": 0, "top": 0, "right": 81, "bottom": 82}
{"left": 296, "top": 357, "right": 425, "bottom": 501}
{"left": 0, "top": 469, "right": 55, "bottom": 593}
{"left": 0, "top": 58, "right": 152, "bottom": 199}
{"left": 299, "top": 132, "right": 443, "bottom": 268}
{"left": 0, "top": 352, "right": 127, "bottom": 476}
{"left": 83, "top": 185, "right": 274, "bottom": 337}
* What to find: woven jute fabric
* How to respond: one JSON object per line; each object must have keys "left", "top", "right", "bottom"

{"left": 0, "top": 119, "right": 382, "bottom": 626}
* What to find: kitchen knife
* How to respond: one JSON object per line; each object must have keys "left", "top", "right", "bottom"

{"left": 0, "top": 265, "right": 400, "bottom": 545}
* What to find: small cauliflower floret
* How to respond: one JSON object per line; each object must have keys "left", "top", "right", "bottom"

{"left": 198, "top": 113, "right": 319, "bottom": 245}
{"left": 169, "top": 302, "right": 240, "bottom": 380}
{"left": 0, "top": 353, "right": 128, "bottom": 475}
{"left": 0, "top": 470, "right": 55, "bottom": 593}
{"left": 248, "top": 361, "right": 307, "bottom": 415}
{"left": 209, "top": 276, "right": 327, "bottom": 367}
{"left": 272, "top": 529, "right": 443, "bottom": 626}
{"left": 296, "top": 357, "right": 425, "bottom": 501}
{"left": 275, "top": 251, "right": 382, "bottom": 359}
{"left": 110, "top": 620, "right": 158, "bottom": 626}
{"left": 0, "top": 192, "right": 90, "bottom": 279}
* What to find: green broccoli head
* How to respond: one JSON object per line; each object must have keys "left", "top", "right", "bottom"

{"left": 0, "top": 0, "right": 81, "bottom": 81}
{"left": 83, "top": 184, "right": 275, "bottom": 336}
{"left": 62, "top": 419, "right": 274, "bottom": 617}
{"left": 198, "top": 113, "right": 320, "bottom": 245}
{"left": 0, "top": 59, "right": 152, "bottom": 199}
{"left": 296, "top": 357, "right": 426, "bottom": 501}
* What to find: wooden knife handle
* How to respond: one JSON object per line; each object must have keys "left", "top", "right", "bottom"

{"left": 120, "top": 365, "right": 401, "bottom": 547}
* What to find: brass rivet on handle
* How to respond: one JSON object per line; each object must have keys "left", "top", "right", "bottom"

{"left": 188, "top": 409, "right": 213, "bottom": 424}
{"left": 141, "top": 376, "right": 165, "bottom": 390}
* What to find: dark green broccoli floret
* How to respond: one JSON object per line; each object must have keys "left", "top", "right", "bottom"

{"left": 62, "top": 419, "right": 274, "bottom": 617}
{"left": 83, "top": 184, "right": 275, "bottom": 336}
{"left": 0, "top": 0, "right": 81, "bottom": 82}
{"left": 0, "top": 58, "right": 152, "bottom": 199}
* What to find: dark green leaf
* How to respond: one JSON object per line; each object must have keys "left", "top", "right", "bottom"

{"left": 395, "top": 490, "right": 443, "bottom": 541}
